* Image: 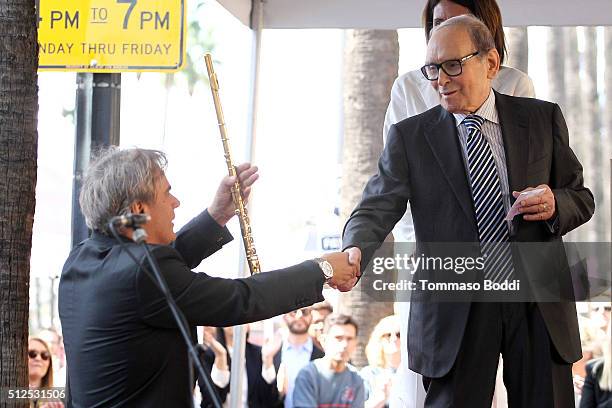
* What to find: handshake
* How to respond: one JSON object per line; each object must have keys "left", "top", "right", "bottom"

{"left": 318, "top": 247, "right": 363, "bottom": 292}
{"left": 210, "top": 164, "right": 363, "bottom": 292}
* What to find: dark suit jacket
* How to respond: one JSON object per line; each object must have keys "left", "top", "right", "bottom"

{"left": 342, "top": 91, "right": 595, "bottom": 378}
{"left": 579, "top": 359, "right": 612, "bottom": 408}
{"left": 59, "top": 210, "right": 325, "bottom": 407}
{"left": 199, "top": 342, "right": 279, "bottom": 408}
{"left": 272, "top": 341, "right": 325, "bottom": 373}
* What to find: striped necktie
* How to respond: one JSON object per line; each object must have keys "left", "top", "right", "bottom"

{"left": 464, "top": 115, "right": 514, "bottom": 283}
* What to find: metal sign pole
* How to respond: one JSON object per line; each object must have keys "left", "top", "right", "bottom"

{"left": 71, "top": 73, "right": 121, "bottom": 247}
{"left": 228, "top": 1, "right": 264, "bottom": 407}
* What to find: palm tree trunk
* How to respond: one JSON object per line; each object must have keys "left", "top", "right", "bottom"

{"left": 604, "top": 28, "right": 612, "bottom": 243}
{"left": 547, "top": 27, "right": 566, "bottom": 110}
{"left": 339, "top": 29, "right": 398, "bottom": 367}
{"left": 0, "top": 0, "right": 38, "bottom": 399}
{"left": 564, "top": 28, "right": 587, "bottom": 242}
{"left": 505, "top": 27, "right": 529, "bottom": 73}
{"left": 582, "top": 27, "right": 603, "bottom": 241}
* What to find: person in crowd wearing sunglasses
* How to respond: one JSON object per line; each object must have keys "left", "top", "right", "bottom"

{"left": 28, "top": 337, "right": 65, "bottom": 408}
{"left": 361, "top": 315, "right": 402, "bottom": 408}
{"left": 28, "top": 338, "right": 54, "bottom": 390}
{"left": 263, "top": 307, "right": 325, "bottom": 408}
{"left": 308, "top": 300, "right": 334, "bottom": 350}
{"left": 37, "top": 328, "right": 66, "bottom": 387}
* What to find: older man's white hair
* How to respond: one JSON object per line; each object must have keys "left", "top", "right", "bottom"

{"left": 432, "top": 14, "right": 497, "bottom": 57}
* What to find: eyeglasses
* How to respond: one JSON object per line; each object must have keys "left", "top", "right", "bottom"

{"left": 28, "top": 350, "right": 51, "bottom": 361}
{"left": 381, "top": 331, "right": 401, "bottom": 340}
{"left": 421, "top": 51, "right": 480, "bottom": 81}
{"left": 288, "top": 308, "right": 311, "bottom": 317}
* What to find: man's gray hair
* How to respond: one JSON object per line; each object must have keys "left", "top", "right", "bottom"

{"left": 433, "top": 14, "right": 496, "bottom": 56}
{"left": 79, "top": 147, "right": 167, "bottom": 233}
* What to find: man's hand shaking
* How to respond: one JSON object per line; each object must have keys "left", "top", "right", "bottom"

{"left": 320, "top": 248, "right": 362, "bottom": 292}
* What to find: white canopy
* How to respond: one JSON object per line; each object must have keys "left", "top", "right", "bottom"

{"left": 217, "top": 0, "right": 612, "bottom": 29}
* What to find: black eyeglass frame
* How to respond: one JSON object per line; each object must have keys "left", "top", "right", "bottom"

{"left": 421, "top": 51, "right": 480, "bottom": 81}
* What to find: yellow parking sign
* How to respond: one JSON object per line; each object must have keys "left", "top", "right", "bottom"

{"left": 37, "top": 0, "right": 186, "bottom": 72}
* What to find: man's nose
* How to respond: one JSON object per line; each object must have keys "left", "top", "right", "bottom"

{"left": 172, "top": 194, "right": 180, "bottom": 208}
{"left": 437, "top": 68, "right": 450, "bottom": 86}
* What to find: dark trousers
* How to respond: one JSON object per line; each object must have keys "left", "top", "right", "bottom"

{"left": 422, "top": 302, "right": 574, "bottom": 408}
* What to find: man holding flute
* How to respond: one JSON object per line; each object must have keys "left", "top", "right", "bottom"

{"left": 58, "top": 147, "right": 358, "bottom": 407}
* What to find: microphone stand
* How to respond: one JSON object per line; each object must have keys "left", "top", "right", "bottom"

{"left": 109, "top": 222, "right": 222, "bottom": 408}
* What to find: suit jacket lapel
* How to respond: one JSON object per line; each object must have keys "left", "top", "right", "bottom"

{"left": 424, "top": 107, "right": 475, "bottom": 222}
{"left": 495, "top": 91, "right": 529, "bottom": 192}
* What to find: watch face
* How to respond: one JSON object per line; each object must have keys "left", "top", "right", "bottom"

{"left": 322, "top": 261, "right": 333, "bottom": 278}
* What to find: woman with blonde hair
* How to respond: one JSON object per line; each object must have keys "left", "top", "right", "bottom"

{"left": 580, "top": 322, "right": 612, "bottom": 407}
{"left": 28, "top": 338, "right": 54, "bottom": 389}
{"left": 28, "top": 337, "right": 64, "bottom": 407}
{"left": 361, "top": 315, "right": 401, "bottom": 408}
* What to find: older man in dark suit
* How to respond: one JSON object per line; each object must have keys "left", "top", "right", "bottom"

{"left": 59, "top": 147, "right": 357, "bottom": 407}
{"left": 342, "top": 15, "right": 594, "bottom": 408}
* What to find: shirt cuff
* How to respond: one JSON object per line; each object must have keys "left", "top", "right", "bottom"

{"left": 261, "top": 364, "right": 277, "bottom": 384}
{"left": 211, "top": 364, "right": 230, "bottom": 388}
{"left": 544, "top": 212, "right": 560, "bottom": 234}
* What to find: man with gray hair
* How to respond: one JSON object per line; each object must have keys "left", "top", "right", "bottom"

{"left": 342, "top": 15, "right": 594, "bottom": 407}
{"left": 59, "top": 147, "right": 358, "bottom": 407}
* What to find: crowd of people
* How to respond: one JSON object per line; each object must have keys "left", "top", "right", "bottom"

{"left": 192, "top": 304, "right": 612, "bottom": 408}
{"left": 30, "top": 301, "right": 610, "bottom": 407}
{"left": 192, "top": 303, "right": 399, "bottom": 407}
{"left": 31, "top": 303, "right": 608, "bottom": 408}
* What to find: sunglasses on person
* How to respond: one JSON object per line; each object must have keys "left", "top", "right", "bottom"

{"left": 28, "top": 350, "right": 51, "bottom": 361}
{"left": 421, "top": 51, "right": 480, "bottom": 81}
{"left": 287, "top": 308, "right": 311, "bottom": 317}
{"left": 381, "top": 331, "right": 401, "bottom": 340}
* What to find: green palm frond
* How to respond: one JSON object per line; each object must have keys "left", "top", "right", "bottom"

{"left": 163, "top": 0, "right": 218, "bottom": 95}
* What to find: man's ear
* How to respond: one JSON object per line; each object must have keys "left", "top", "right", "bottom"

{"left": 130, "top": 201, "right": 145, "bottom": 215}
{"left": 486, "top": 48, "right": 500, "bottom": 80}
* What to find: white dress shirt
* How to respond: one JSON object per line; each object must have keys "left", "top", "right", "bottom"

{"left": 281, "top": 337, "right": 314, "bottom": 408}
{"left": 453, "top": 89, "right": 511, "bottom": 216}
